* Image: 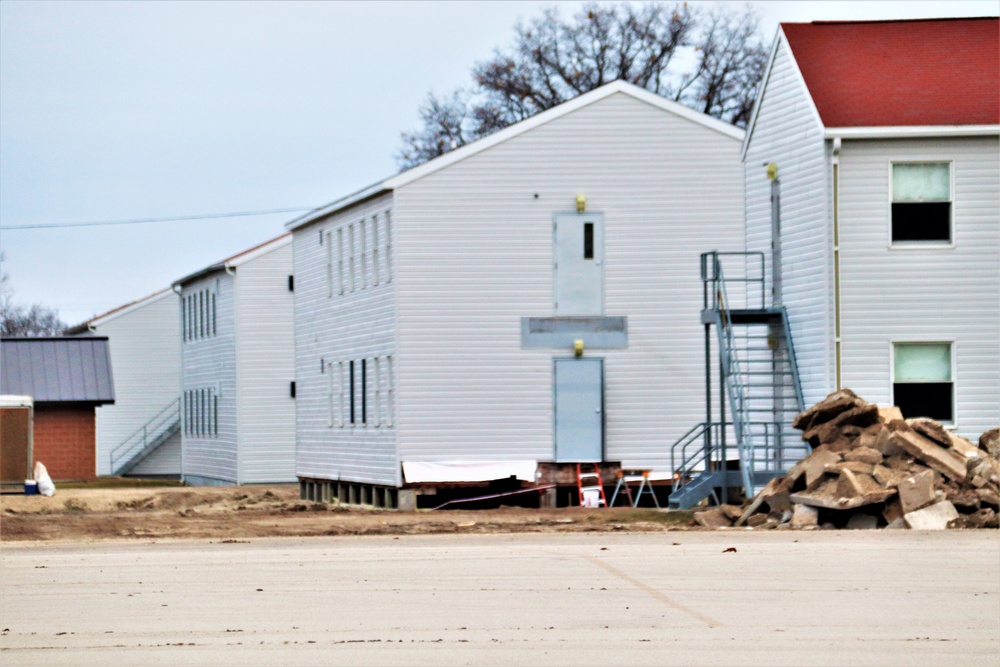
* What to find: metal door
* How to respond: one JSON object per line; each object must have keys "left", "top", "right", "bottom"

{"left": 554, "top": 358, "right": 604, "bottom": 462}
{"left": 553, "top": 213, "right": 603, "bottom": 315}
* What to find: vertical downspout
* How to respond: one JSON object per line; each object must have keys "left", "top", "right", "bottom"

{"left": 831, "top": 138, "right": 842, "bottom": 390}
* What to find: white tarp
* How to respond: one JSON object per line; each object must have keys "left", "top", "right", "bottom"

{"left": 402, "top": 461, "right": 538, "bottom": 484}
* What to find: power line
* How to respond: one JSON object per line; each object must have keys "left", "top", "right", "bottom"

{"left": 0, "top": 206, "right": 321, "bottom": 230}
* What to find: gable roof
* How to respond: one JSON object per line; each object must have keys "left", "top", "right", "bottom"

{"left": 1, "top": 337, "right": 115, "bottom": 404}
{"left": 64, "top": 287, "right": 176, "bottom": 335}
{"left": 286, "top": 80, "right": 744, "bottom": 232}
{"left": 173, "top": 233, "right": 291, "bottom": 288}
{"left": 781, "top": 18, "right": 999, "bottom": 128}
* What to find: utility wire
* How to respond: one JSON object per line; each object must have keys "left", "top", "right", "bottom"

{"left": 0, "top": 206, "right": 321, "bottom": 230}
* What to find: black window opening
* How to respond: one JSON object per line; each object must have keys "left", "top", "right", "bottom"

{"left": 349, "top": 360, "right": 356, "bottom": 425}
{"left": 583, "top": 222, "right": 594, "bottom": 259}
{"left": 892, "top": 202, "right": 951, "bottom": 243}
{"left": 361, "top": 359, "right": 367, "bottom": 425}
{"left": 894, "top": 382, "right": 953, "bottom": 422}
{"left": 211, "top": 293, "right": 217, "bottom": 336}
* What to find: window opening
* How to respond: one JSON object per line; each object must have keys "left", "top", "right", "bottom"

{"left": 583, "top": 222, "right": 594, "bottom": 259}
{"left": 211, "top": 293, "right": 216, "bottom": 336}
{"left": 348, "top": 224, "right": 356, "bottom": 292}
{"left": 893, "top": 342, "right": 954, "bottom": 422}
{"left": 386, "top": 355, "right": 395, "bottom": 427}
{"left": 891, "top": 162, "right": 951, "bottom": 243}
{"left": 372, "top": 214, "right": 381, "bottom": 286}
{"left": 373, "top": 356, "right": 382, "bottom": 426}
{"left": 337, "top": 228, "right": 345, "bottom": 295}
{"left": 360, "top": 218, "right": 368, "bottom": 289}
{"left": 337, "top": 361, "right": 345, "bottom": 428}
{"left": 213, "top": 392, "right": 218, "bottom": 437}
{"left": 326, "top": 230, "right": 334, "bottom": 297}
{"left": 361, "top": 358, "right": 367, "bottom": 425}
{"left": 349, "top": 360, "right": 356, "bottom": 425}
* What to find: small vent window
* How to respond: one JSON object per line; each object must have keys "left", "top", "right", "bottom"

{"left": 583, "top": 223, "right": 594, "bottom": 259}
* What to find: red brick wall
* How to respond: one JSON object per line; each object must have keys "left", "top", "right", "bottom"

{"left": 33, "top": 406, "right": 96, "bottom": 481}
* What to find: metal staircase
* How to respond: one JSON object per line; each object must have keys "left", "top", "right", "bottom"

{"left": 108, "top": 398, "right": 181, "bottom": 476}
{"left": 668, "top": 252, "right": 808, "bottom": 509}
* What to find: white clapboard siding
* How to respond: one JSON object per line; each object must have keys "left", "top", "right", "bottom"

{"left": 838, "top": 136, "right": 1000, "bottom": 439}
{"left": 293, "top": 193, "right": 398, "bottom": 486}
{"left": 90, "top": 289, "right": 181, "bottom": 476}
{"left": 393, "top": 91, "right": 745, "bottom": 471}
{"left": 181, "top": 273, "right": 238, "bottom": 484}
{"left": 743, "top": 35, "right": 833, "bottom": 406}
{"left": 235, "top": 241, "right": 296, "bottom": 483}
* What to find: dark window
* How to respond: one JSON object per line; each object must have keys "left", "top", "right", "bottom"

{"left": 583, "top": 222, "right": 594, "bottom": 259}
{"left": 894, "top": 382, "right": 953, "bottom": 422}
{"left": 211, "top": 293, "right": 217, "bottom": 336}
{"left": 349, "top": 360, "right": 356, "bottom": 425}
{"left": 290, "top": 381, "right": 296, "bottom": 398}
{"left": 892, "top": 203, "right": 950, "bottom": 242}
{"left": 288, "top": 275, "right": 294, "bottom": 292}
{"left": 892, "top": 162, "right": 951, "bottom": 244}
{"left": 361, "top": 359, "right": 367, "bottom": 425}
{"left": 213, "top": 393, "right": 218, "bottom": 437}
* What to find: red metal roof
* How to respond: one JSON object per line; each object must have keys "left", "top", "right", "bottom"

{"left": 781, "top": 18, "right": 999, "bottom": 127}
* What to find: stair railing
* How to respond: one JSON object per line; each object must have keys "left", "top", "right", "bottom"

{"left": 109, "top": 398, "right": 181, "bottom": 474}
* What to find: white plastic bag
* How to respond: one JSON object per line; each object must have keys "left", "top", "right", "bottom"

{"left": 33, "top": 461, "right": 56, "bottom": 497}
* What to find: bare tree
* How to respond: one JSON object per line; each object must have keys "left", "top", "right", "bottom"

{"left": 397, "top": 2, "right": 767, "bottom": 169}
{"left": 0, "top": 253, "right": 67, "bottom": 336}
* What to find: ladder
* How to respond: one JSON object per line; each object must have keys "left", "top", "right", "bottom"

{"left": 576, "top": 463, "right": 607, "bottom": 507}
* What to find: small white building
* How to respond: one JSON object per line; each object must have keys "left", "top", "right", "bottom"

{"left": 65, "top": 289, "right": 181, "bottom": 477}
{"left": 742, "top": 18, "right": 999, "bottom": 439}
{"left": 287, "top": 81, "right": 748, "bottom": 504}
{"left": 173, "top": 234, "right": 295, "bottom": 486}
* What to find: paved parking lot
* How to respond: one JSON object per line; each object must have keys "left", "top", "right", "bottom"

{"left": 2, "top": 531, "right": 998, "bottom": 666}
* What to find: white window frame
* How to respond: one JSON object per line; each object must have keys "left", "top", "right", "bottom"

{"left": 359, "top": 218, "right": 368, "bottom": 289}
{"left": 888, "top": 160, "right": 955, "bottom": 249}
{"left": 890, "top": 340, "right": 957, "bottom": 427}
{"left": 348, "top": 223, "right": 356, "bottom": 292}
{"left": 385, "top": 354, "right": 395, "bottom": 427}
{"left": 337, "top": 228, "right": 345, "bottom": 295}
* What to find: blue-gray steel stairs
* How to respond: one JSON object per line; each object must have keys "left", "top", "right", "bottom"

{"left": 108, "top": 398, "right": 181, "bottom": 476}
{"left": 668, "top": 252, "right": 809, "bottom": 509}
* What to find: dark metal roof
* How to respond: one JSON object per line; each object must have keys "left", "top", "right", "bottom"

{"left": 0, "top": 337, "right": 115, "bottom": 404}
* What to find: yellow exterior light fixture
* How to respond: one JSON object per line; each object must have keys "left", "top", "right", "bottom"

{"left": 766, "top": 163, "right": 779, "bottom": 181}
{"left": 574, "top": 339, "right": 584, "bottom": 357}
{"left": 576, "top": 194, "right": 586, "bottom": 212}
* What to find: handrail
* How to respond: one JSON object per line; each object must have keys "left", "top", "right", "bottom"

{"left": 109, "top": 398, "right": 181, "bottom": 473}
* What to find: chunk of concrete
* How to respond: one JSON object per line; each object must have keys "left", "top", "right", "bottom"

{"left": 720, "top": 504, "right": 744, "bottom": 522}
{"left": 846, "top": 513, "right": 878, "bottom": 530}
{"left": 694, "top": 508, "right": 732, "bottom": 529}
{"left": 825, "top": 461, "right": 876, "bottom": 476}
{"left": 907, "top": 418, "right": 952, "bottom": 447}
{"left": 975, "top": 487, "right": 1000, "bottom": 509}
{"left": 746, "top": 513, "right": 769, "bottom": 527}
{"left": 792, "top": 389, "right": 863, "bottom": 432}
{"left": 903, "top": 501, "right": 959, "bottom": 530}
{"left": 979, "top": 428, "right": 1000, "bottom": 459}
{"left": 791, "top": 503, "right": 819, "bottom": 527}
{"left": 891, "top": 429, "right": 968, "bottom": 482}
{"left": 873, "top": 465, "right": 908, "bottom": 489}
{"left": 845, "top": 447, "right": 884, "bottom": 466}
{"left": 878, "top": 406, "right": 904, "bottom": 424}
{"left": 885, "top": 517, "right": 908, "bottom": 530}
{"left": 837, "top": 469, "right": 883, "bottom": 499}
{"left": 882, "top": 499, "right": 904, "bottom": 524}
{"left": 803, "top": 448, "right": 843, "bottom": 488}
{"left": 897, "top": 470, "right": 936, "bottom": 514}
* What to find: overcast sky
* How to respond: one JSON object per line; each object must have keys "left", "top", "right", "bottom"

{"left": 1, "top": 1, "right": 996, "bottom": 326}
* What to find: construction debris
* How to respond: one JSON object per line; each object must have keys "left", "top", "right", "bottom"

{"left": 695, "top": 389, "right": 1000, "bottom": 530}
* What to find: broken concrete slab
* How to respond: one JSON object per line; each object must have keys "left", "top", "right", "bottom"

{"left": 975, "top": 487, "right": 1000, "bottom": 509}
{"left": 897, "top": 470, "right": 936, "bottom": 514}
{"left": 825, "top": 461, "right": 876, "bottom": 476}
{"left": 903, "top": 501, "right": 959, "bottom": 530}
{"left": 979, "top": 428, "right": 1000, "bottom": 459}
{"left": 790, "top": 487, "right": 895, "bottom": 511}
{"left": 891, "top": 429, "right": 968, "bottom": 482}
{"left": 882, "top": 499, "right": 904, "bottom": 524}
{"left": 720, "top": 504, "right": 744, "bottom": 522}
{"left": 873, "top": 465, "right": 908, "bottom": 489}
{"left": 792, "top": 389, "right": 864, "bottom": 432}
{"left": 802, "top": 448, "right": 842, "bottom": 488}
{"left": 877, "top": 406, "right": 904, "bottom": 423}
{"left": 844, "top": 446, "right": 884, "bottom": 466}
{"left": 907, "top": 418, "right": 953, "bottom": 448}
{"left": 694, "top": 508, "right": 733, "bottom": 529}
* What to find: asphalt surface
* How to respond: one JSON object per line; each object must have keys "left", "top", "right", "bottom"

{"left": 1, "top": 531, "right": 998, "bottom": 666}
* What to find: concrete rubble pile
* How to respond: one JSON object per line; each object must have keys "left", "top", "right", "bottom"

{"left": 695, "top": 389, "right": 1000, "bottom": 530}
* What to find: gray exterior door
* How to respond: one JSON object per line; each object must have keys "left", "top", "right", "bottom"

{"left": 554, "top": 358, "right": 604, "bottom": 462}
{"left": 553, "top": 213, "right": 603, "bottom": 315}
